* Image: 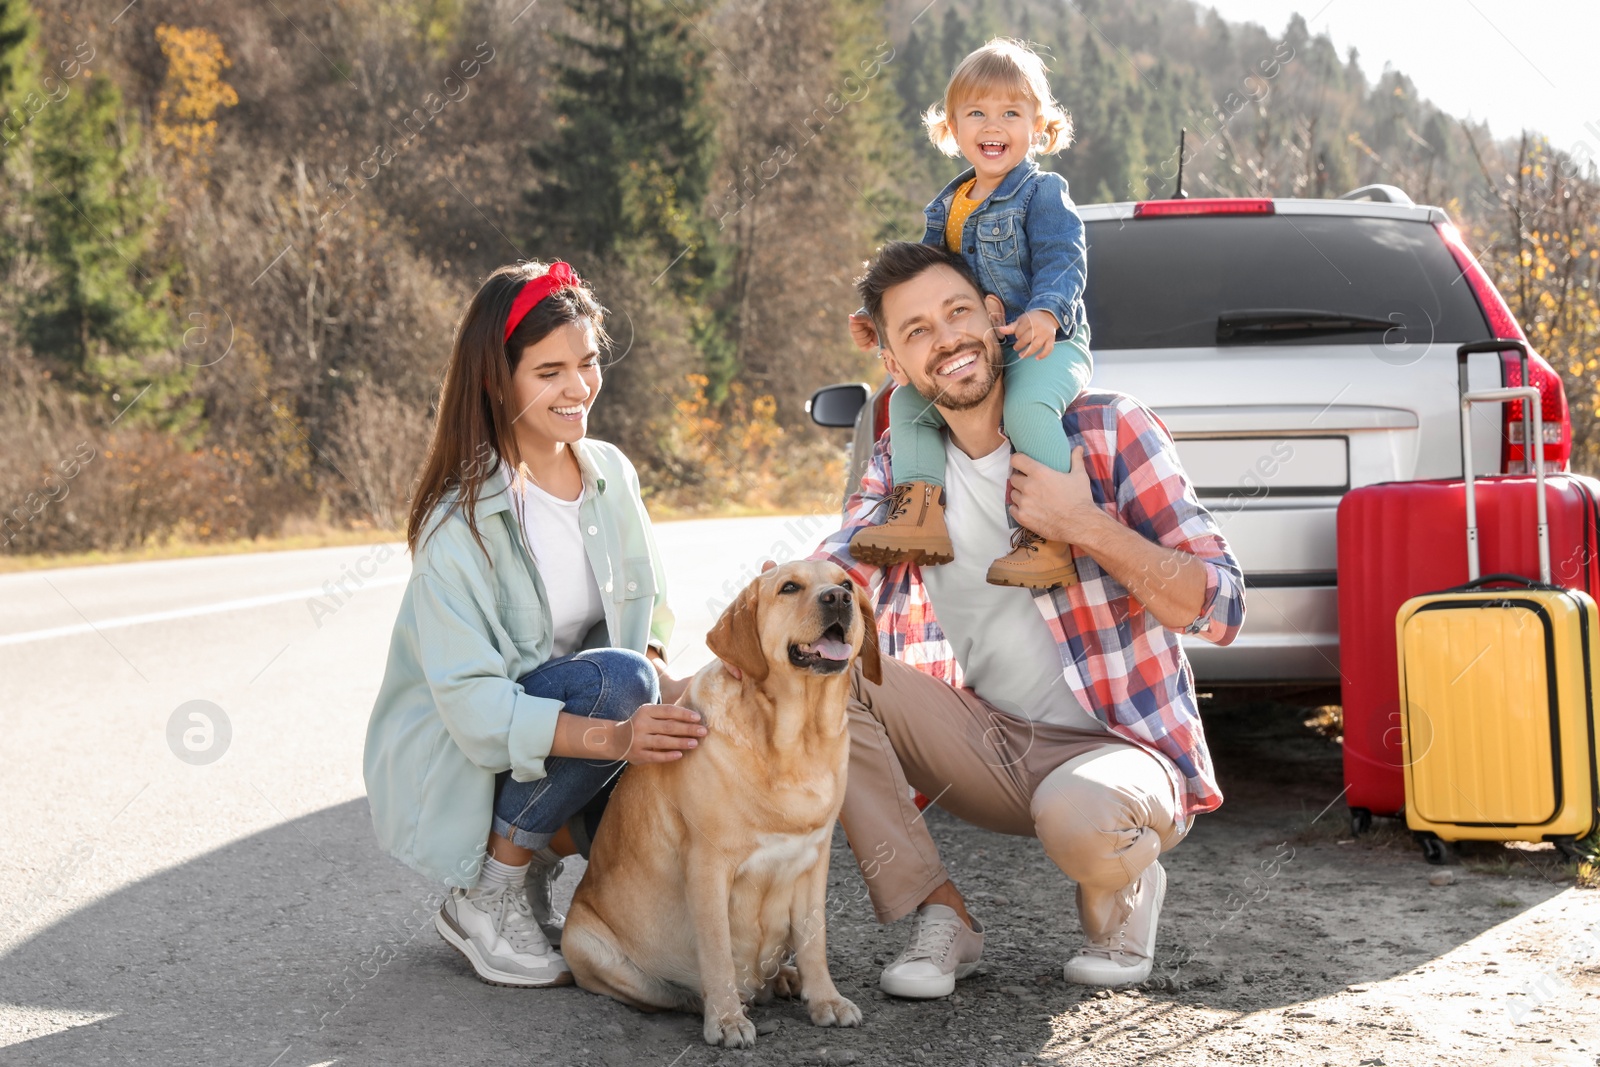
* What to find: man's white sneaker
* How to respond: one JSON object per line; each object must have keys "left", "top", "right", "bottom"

{"left": 878, "top": 903, "right": 985, "bottom": 999}
{"left": 1063, "top": 861, "right": 1166, "bottom": 987}
{"left": 525, "top": 855, "right": 565, "bottom": 947}
{"left": 435, "top": 885, "right": 573, "bottom": 987}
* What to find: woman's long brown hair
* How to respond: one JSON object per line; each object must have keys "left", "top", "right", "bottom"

{"left": 407, "top": 261, "right": 609, "bottom": 558}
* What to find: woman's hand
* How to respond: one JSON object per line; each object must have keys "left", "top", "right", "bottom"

{"left": 608, "top": 703, "right": 707, "bottom": 764}
{"left": 655, "top": 669, "right": 690, "bottom": 705}
{"left": 997, "top": 308, "right": 1060, "bottom": 360}
{"left": 648, "top": 648, "right": 690, "bottom": 704}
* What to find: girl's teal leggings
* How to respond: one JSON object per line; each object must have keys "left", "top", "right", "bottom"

{"left": 886, "top": 328, "right": 1094, "bottom": 487}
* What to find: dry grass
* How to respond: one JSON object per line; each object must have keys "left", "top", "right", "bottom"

{"left": 1301, "top": 704, "right": 1343, "bottom": 743}
{"left": 0, "top": 524, "right": 404, "bottom": 573}
{"left": 1578, "top": 861, "right": 1599, "bottom": 889}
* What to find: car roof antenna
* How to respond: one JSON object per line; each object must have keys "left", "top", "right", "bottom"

{"left": 1172, "top": 128, "right": 1189, "bottom": 200}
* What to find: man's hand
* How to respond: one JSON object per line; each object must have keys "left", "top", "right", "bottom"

{"left": 604, "top": 704, "right": 707, "bottom": 764}
{"left": 1007, "top": 448, "right": 1107, "bottom": 545}
{"left": 1009, "top": 448, "right": 1210, "bottom": 630}
{"left": 997, "top": 308, "right": 1059, "bottom": 361}
{"left": 848, "top": 312, "right": 880, "bottom": 352}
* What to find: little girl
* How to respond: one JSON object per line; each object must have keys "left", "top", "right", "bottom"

{"left": 849, "top": 38, "right": 1092, "bottom": 589}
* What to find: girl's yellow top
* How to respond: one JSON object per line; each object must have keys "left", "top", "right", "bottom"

{"left": 943, "top": 177, "right": 985, "bottom": 252}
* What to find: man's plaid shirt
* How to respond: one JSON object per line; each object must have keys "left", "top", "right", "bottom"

{"left": 812, "top": 389, "right": 1245, "bottom": 824}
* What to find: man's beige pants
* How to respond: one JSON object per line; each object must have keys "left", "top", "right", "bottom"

{"left": 841, "top": 655, "right": 1187, "bottom": 943}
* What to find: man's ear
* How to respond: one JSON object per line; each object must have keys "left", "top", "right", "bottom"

{"left": 851, "top": 579, "right": 882, "bottom": 685}
{"left": 707, "top": 582, "right": 770, "bottom": 683}
{"left": 983, "top": 292, "right": 1007, "bottom": 329}
{"left": 879, "top": 345, "right": 911, "bottom": 387}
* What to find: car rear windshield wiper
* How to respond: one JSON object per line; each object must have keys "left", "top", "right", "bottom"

{"left": 1216, "top": 309, "right": 1397, "bottom": 344}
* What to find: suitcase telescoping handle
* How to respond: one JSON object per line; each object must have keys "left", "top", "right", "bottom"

{"left": 1455, "top": 339, "right": 1546, "bottom": 583}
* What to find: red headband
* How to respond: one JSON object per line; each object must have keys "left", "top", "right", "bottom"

{"left": 504, "top": 261, "right": 580, "bottom": 343}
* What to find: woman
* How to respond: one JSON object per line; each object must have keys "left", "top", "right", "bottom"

{"left": 364, "top": 260, "right": 705, "bottom": 987}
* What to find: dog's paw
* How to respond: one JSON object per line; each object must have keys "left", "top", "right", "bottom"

{"left": 703, "top": 1008, "right": 757, "bottom": 1048}
{"left": 807, "top": 994, "right": 862, "bottom": 1028}
{"left": 773, "top": 964, "right": 802, "bottom": 999}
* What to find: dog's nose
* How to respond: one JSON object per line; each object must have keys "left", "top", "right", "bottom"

{"left": 819, "top": 584, "right": 852, "bottom": 608}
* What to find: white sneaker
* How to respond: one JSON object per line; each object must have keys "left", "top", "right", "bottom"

{"left": 525, "top": 856, "right": 565, "bottom": 947}
{"left": 435, "top": 885, "right": 573, "bottom": 987}
{"left": 1063, "top": 861, "right": 1166, "bottom": 987}
{"left": 878, "top": 903, "right": 985, "bottom": 999}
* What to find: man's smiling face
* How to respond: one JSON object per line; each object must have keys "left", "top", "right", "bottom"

{"left": 878, "top": 263, "right": 1007, "bottom": 413}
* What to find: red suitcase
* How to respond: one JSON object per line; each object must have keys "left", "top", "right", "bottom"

{"left": 1337, "top": 341, "right": 1600, "bottom": 832}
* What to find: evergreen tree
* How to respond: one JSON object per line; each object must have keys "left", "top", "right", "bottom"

{"left": 895, "top": 19, "right": 952, "bottom": 189}
{"left": 0, "top": 0, "right": 37, "bottom": 151}
{"left": 0, "top": 0, "right": 39, "bottom": 283}
{"left": 527, "top": 0, "right": 718, "bottom": 296}
{"left": 26, "top": 74, "right": 185, "bottom": 423}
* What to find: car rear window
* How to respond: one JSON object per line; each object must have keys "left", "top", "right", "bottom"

{"left": 1081, "top": 215, "right": 1492, "bottom": 350}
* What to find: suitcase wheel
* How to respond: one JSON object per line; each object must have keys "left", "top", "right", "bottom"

{"left": 1415, "top": 832, "right": 1453, "bottom": 866}
{"left": 1348, "top": 808, "right": 1372, "bottom": 837}
{"left": 1547, "top": 835, "right": 1581, "bottom": 862}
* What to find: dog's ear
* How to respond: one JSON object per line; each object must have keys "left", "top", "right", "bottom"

{"left": 708, "top": 581, "right": 770, "bottom": 683}
{"left": 852, "top": 579, "right": 882, "bottom": 685}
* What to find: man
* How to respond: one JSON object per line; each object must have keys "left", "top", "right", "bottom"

{"left": 811, "top": 242, "right": 1244, "bottom": 995}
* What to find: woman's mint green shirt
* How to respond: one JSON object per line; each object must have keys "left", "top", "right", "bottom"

{"left": 363, "top": 440, "right": 673, "bottom": 886}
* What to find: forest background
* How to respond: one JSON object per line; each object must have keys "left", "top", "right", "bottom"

{"left": 2, "top": 0, "right": 1595, "bottom": 555}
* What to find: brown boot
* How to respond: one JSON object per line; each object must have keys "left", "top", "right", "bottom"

{"left": 985, "top": 526, "right": 1080, "bottom": 589}
{"left": 848, "top": 481, "right": 955, "bottom": 567}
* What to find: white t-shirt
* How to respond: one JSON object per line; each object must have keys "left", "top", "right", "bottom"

{"left": 920, "top": 438, "right": 1102, "bottom": 731}
{"left": 514, "top": 480, "right": 606, "bottom": 658}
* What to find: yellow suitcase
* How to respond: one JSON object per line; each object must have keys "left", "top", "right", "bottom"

{"left": 1395, "top": 373, "right": 1600, "bottom": 864}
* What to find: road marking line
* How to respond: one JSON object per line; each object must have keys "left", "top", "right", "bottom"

{"left": 0, "top": 574, "right": 409, "bottom": 646}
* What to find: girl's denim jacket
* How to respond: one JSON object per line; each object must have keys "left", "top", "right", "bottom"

{"left": 921, "top": 158, "right": 1089, "bottom": 340}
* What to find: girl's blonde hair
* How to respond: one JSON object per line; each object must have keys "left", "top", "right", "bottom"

{"left": 924, "top": 38, "right": 1073, "bottom": 157}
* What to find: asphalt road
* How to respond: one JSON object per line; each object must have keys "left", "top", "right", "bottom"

{"left": 0, "top": 513, "right": 837, "bottom": 1063}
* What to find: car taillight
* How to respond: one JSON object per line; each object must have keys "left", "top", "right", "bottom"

{"left": 873, "top": 383, "right": 893, "bottom": 440}
{"left": 1133, "top": 198, "right": 1274, "bottom": 218}
{"left": 1501, "top": 351, "right": 1572, "bottom": 473}
{"left": 1435, "top": 221, "right": 1572, "bottom": 473}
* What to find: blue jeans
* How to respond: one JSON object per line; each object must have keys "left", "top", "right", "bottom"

{"left": 491, "top": 647, "right": 658, "bottom": 857}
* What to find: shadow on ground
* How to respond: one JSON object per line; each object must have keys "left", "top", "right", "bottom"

{"left": 0, "top": 696, "right": 1581, "bottom": 1066}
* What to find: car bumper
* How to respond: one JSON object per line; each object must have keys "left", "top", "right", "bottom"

{"left": 1183, "top": 583, "right": 1339, "bottom": 683}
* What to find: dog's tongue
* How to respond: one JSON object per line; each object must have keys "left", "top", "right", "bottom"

{"left": 804, "top": 637, "right": 853, "bottom": 661}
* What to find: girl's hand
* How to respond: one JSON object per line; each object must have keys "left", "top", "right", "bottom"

{"left": 611, "top": 703, "right": 707, "bottom": 764}
{"left": 848, "top": 311, "right": 880, "bottom": 352}
{"left": 997, "top": 309, "right": 1059, "bottom": 361}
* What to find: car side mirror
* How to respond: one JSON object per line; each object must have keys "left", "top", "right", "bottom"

{"left": 807, "top": 383, "right": 870, "bottom": 429}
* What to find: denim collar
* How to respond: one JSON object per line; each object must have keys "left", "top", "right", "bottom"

{"left": 933, "top": 157, "right": 1041, "bottom": 207}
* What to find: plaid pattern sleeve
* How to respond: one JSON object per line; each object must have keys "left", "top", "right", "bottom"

{"left": 1105, "top": 395, "right": 1246, "bottom": 647}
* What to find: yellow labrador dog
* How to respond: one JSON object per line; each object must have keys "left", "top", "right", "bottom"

{"left": 564, "top": 560, "right": 881, "bottom": 1048}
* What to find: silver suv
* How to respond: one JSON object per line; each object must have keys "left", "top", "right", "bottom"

{"left": 808, "top": 185, "right": 1572, "bottom": 687}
